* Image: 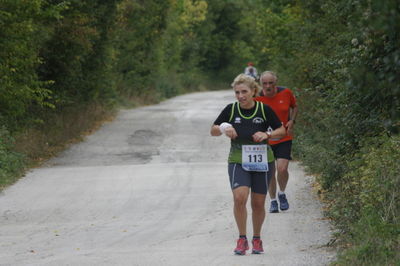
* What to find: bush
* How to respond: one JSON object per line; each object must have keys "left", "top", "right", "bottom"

{"left": 330, "top": 135, "right": 400, "bottom": 265}
{"left": 0, "top": 127, "right": 25, "bottom": 188}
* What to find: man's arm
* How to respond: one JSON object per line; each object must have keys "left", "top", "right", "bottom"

{"left": 286, "top": 105, "right": 298, "bottom": 135}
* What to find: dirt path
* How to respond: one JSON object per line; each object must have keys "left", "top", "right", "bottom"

{"left": 0, "top": 90, "right": 335, "bottom": 265}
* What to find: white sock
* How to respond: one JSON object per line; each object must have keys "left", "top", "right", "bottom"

{"left": 278, "top": 191, "right": 285, "bottom": 195}
{"left": 270, "top": 198, "right": 277, "bottom": 201}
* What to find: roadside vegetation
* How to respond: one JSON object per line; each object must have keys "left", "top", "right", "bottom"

{"left": 264, "top": 1, "right": 400, "bottom": 265}
{"left": 0, "top": 0, "right": 398, "bottom": 264}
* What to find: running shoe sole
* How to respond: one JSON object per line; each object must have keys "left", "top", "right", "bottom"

{"left": 234, "top": 250, "right": 246, "bottom": 255}
{"left": 251, "top": 250, "right": 263, "bottom": 254}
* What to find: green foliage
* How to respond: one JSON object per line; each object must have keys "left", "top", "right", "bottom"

{"left": 0, "top": 127, "right": 25, "bottom": 188}
{"left": 114, "top": 0, "right": 169, "bottom": 99}
{"left": 346, "top": 0, "right": 400, "bottom": 135}
{"left": 154, "top": 0, "right": 209, "bottom": 97}
{"left": 264, "top": 0, "right": 400, "bottom": 264}
{"left": 115, "top": 0, "right": 210, "bottom": 100}
{"left": 242, "top": 0, "right": 400, "bottom": 263}
{"left": 38, "top": 0, "right": 121, "bottom": 106}
{"left": 274, "top": 0, "right": 400, "bottom": 187}
{"left": 0, "top": 0, "right": 224, "bottom": 188}
{"left": 330, "top": 135, "right": 400, "bottom": 265}
{"left": 200, "top": 0, "right": 243, "bottom": 80}
{"left": 0, "top": 0, "right": 63, "bottom": 130}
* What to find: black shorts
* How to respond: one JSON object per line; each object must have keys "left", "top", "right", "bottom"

{"left": 228, "top": 162, "right": 275, "bottom": 194}
{"left": 271, "top": 140, "right": 292, "bottom": 160}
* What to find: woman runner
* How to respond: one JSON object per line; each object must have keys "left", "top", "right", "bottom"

{"left": 210, "top": 74, "right": 285, "bottom": 255}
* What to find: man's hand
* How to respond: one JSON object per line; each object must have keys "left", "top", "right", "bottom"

{"left": 252, "top": 131, "right": 269, "bottom": 142}
{"left": 286, "top": 120, "right": 295, "bottom": 136}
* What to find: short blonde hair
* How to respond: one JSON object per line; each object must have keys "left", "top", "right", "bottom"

{"left": 231, "top": 74, "right": 261, "bottom": 96}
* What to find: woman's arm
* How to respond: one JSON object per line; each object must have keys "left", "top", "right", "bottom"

{"left": 211, "top": 104, "right": 234, "bottom": 137}
{"left": 211, "top": 123, "right": 238, "bottom": 139}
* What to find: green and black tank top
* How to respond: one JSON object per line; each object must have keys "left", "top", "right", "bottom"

{"left": 228, "top": 101, "right": 275, "bottom": 163}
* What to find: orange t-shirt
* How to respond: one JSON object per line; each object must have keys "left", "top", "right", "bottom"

{"left": 254, "top": 87, "right": 297, "bottom": 145}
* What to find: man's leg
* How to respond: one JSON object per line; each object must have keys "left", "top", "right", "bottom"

{"left": 276, "top": 158, "right": 290, "bottom": 210}
{"left": 276, "top": 158, "right": 289, "bottom": 191}
{"left": 268, "top": 169, "right": 277, "bottom": 200}
{"left": 268, "top": 162, "right": 279, "bottom": 213}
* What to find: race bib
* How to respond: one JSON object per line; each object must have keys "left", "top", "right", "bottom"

{"left": 241, "top": 145, "right": 268, "bottom": 172}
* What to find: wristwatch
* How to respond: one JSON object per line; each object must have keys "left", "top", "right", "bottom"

{"left": 266, "top": 132, "right": 272, "bottom": 139}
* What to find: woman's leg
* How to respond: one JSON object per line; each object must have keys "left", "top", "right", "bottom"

{"left": 251, "top": 192, "right": 267, "bottom": 236}
{"left": 232, "top": 186, "right": 250, "bottom": 235}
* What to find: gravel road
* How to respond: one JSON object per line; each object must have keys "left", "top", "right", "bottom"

{"left": 0, "top": 90, "right": 335, "bottom": 265}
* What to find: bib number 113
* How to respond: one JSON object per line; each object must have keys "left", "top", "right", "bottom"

{"left": 248, "top": 154, "right": 263, "bottom": 163}
{"left": 242, "top": 145, "right": 268, "bottom": 172}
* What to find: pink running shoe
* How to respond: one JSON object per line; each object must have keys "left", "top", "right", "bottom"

{"left": 234, "top": 238, "right": 249, "bottom": 255}
{"left": 251, "top": 238, "right": 264, "bottom": 254}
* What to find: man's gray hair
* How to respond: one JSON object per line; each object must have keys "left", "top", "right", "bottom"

{"left": 259, "top": 71, "right": 278, "bottom": 82}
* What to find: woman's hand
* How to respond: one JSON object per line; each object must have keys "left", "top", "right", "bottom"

{"left": 224, "top": 126, "right": 238, "bottom": 139}
{"left": 211, "top": 123, "right": 238, "bottom": 139}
